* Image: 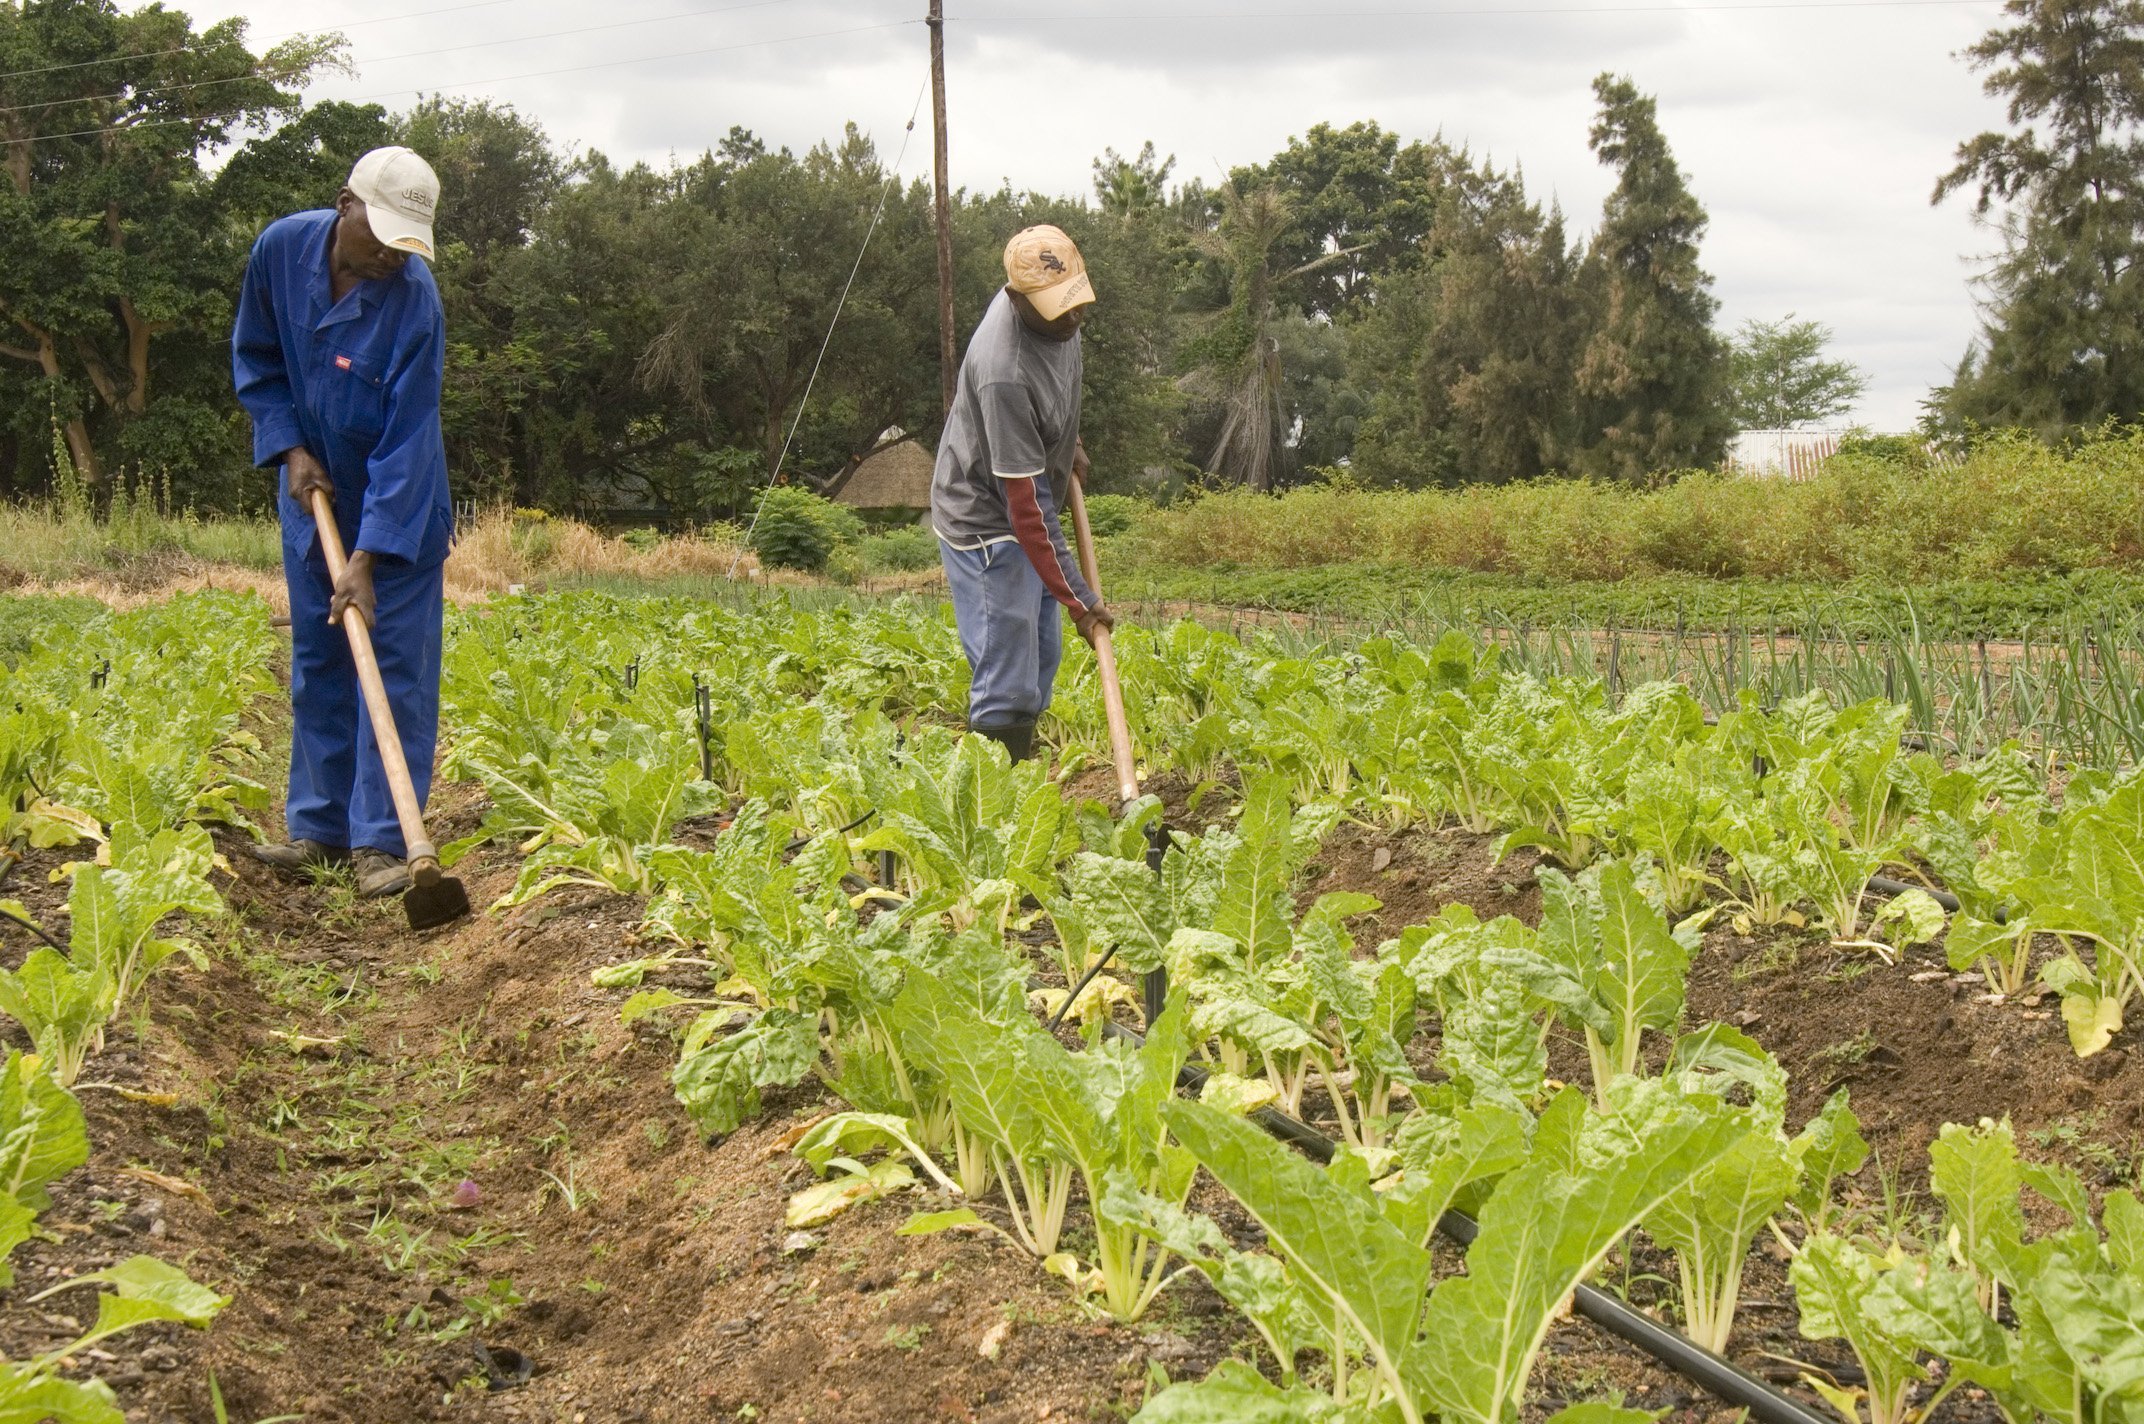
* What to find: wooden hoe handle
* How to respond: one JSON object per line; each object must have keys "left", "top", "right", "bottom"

{"left": 1064, "top": 479, "right": 1139, "bottom": 806}
{"left": 305, "top": 488, "right": 443, "bottom": 886}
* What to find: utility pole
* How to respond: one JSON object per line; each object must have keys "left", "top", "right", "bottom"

{"left": 928, "top": 0, "right": 956, "bottom": 420}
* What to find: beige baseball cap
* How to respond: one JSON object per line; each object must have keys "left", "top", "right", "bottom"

{"left": 1003, "top": 225, "right": 1095, "bottom": 321}
{"left": 348, "top": 146, "right": 440, "bottom": 259}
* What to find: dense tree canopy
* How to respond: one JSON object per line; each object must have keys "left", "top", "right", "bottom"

{"left": 5, "top": 3, "right": 2096, "bottom": 516}
{"left": 1568, "top": 74, "right": 1733, "bottom": 482}
{"left": 1932, "top": 0, "right": 2144, "bottom": 438}
{"left": 0, "top": 0, "right": 343, "bottom": 503}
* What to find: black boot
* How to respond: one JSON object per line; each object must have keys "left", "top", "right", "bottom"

{"left": 971, "top": 718, "right": 1037, "bottom": 763}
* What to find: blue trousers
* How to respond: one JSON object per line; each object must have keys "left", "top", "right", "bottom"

{"left": 941, "top": 539, "right": 1063, "bottom": 728}
{"left": 282, "top": 540, "right": 444, "bottom": 857}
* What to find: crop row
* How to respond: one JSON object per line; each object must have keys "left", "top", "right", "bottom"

{"left": 0, "top": 593, "right": 260, "bottom": 1418}
{"left": 435, "top": 590, "right": 2144, "bottom": 1424}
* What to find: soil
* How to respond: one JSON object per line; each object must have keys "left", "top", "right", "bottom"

{"left": 5, "top": 762, "right": 2139, "bottom": 1423}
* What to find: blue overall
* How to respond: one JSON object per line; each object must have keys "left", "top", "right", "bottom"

{"left": 231, "top": 210, "right": 453, "bottom": 857}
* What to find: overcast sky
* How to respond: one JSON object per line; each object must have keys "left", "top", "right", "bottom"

{"left": 218, "top": 0, "right": 2016, "bottom": 429}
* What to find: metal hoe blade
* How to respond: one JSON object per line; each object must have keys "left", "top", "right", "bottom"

{"left": 402, "top": 864, "right": 472, "bottom": 931}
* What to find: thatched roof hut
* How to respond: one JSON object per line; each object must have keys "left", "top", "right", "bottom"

{"left": 824, "top": 432, "right": 934, "bottom": 511}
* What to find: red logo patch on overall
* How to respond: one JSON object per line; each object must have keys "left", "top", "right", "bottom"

{"left": 335, "top": 355, "right": 352, "bottom": 370}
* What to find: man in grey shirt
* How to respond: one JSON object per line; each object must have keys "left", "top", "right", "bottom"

{"left": 931, "top": 225, "right": 1114, "bottom": 761}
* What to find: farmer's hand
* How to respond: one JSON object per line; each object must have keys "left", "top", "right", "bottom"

{"left": 1074, "top": 603, "right": 1115, "bottom": 647}
{"left": 329, "top": 550, "right": 376, "bottom": 629}
{"left": 284, "top": 446, "right": 332, "bottom": 505}
{"left": 1072, "top": 437, "right": 1090, "bottom": 487}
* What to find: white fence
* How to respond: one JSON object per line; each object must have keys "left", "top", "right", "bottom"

{"left": 1724, "top": 429, "right": 1849, "bottom": 479}
{"left": 1725, "top": 429, "right": 1958, "bottom": 480}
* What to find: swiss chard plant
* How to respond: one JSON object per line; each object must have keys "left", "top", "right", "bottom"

{"left": 0, "top": 827, "right": 223, "bottom": 1086}
{"left": 1643, "top": 1026, "right": 1865, "bottom": 1353}
{"left": 1134, "top": 1082, "right": 1742, "bottom": 1424}
{"left": 1536, "top": 861, "right": 1697, "bottom": 1107}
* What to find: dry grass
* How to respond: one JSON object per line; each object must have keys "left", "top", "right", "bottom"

{"left": 438, "top": 507, "right": 764, "bottom": 601}
{"left": 0, "top": 504, "right": 773, "bottom": 608}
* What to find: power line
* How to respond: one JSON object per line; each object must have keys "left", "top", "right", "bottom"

{"left": 0, "top": 0, "right": 531, "bottom": 82}
{"left": 0, "top": 0, "right": 814, "bottom": 121}
{"left": 0, "top": 18, "right": 921, "bottom": 149}
{"left": 729, "top": 69, "right": 933, "bottom": 578}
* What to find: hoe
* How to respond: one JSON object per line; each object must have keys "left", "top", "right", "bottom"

{"left": 1065, "top": 477, "right": 1167, "bottom": 1026}
{"left": 307, "top": 488, "right": 473, "bottom": 931}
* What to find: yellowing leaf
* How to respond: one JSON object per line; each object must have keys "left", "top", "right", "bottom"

{"left": 1198, "top": 1072, "right": 1278, "bottom": 1116}
{"left": 2060, "top": 994, "right": 2123, "bottom": 1057}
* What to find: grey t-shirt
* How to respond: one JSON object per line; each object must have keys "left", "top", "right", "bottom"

{"left": 930, "top": 288, "right": 1083, "bottom": 550}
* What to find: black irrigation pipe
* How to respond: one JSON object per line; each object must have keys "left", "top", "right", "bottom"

{"left": 0, "top": 903, "right": 64, "bottom": 952}
{"left": 1046, "top": 945, "right": 1118, "bottom": 1033}
{"left": 1866, "top": 874, "right": 1995, "bottom": 921}
{"left": 838, "top": 779, "right": 1827, "bottom": 1421}
{"left": 1096, "top": 1020, "right": 1835, "bottom": 1424}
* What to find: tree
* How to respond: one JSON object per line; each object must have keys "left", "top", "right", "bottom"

{"left": 1354, "top": 158, "right": 1583, "bottom": 486}
{"left": 1092, "top": 141, "right": 1175, "bottom": 219}
{"left": 0, "top": 0, "right": 342, "bottom": 497}
{"left": 1569, "top": 74, "right": 1732, "bottom": 481}
{"left": 634, "top": 126, "right": 939, "bottom": 486}
{"left": 1726, "top": 315, "right": 1868, "bottom": 428}
{"left": 1181, "top": 182, "right": 1362, "bottom": 491}
{"left": 1233, "top": 121, "right": 1452, "bottom": 319}
{"left": 1932, "top": 0, "right": 2144, "bottom": 437}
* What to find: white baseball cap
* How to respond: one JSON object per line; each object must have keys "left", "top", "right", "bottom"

{"left": 347, "top": 146, "right": 440, "bottom": 259}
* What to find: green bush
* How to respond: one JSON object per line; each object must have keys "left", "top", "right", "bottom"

{"left": 1835, "top": 431, "right": 1929, "bottom": 466}
{"left": 749, "top": 486, "right": 860, "bottom": 572}
{"left": 617, "top": 526, "right": 663, "bottom": 552}
{"left": 1116, "top": 429, "right": 2144, "bottom": 585}
{"left": 859, "top": 524, "right": 940, "bottom": 574}
{"left": 1080, "top": 492, "right": 1145, "bottom": 539}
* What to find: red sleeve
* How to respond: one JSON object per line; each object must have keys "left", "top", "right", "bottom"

{"left": 1004, "top": 476, "right": 1096, "bottom": 615}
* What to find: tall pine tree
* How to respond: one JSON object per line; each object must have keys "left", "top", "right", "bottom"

{"left": 1569, "top": 75, "right": 1731, "bottom": 481}
{"left": 1933, "top": 0, "right": 2144, "bottom": 437}
{"left": 1352, "top": 159, "right": 1582, "bottom": 485}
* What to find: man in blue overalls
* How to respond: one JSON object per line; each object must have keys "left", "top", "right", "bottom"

{"left": 232, "top": 147, "right": 452, "bottom": 899}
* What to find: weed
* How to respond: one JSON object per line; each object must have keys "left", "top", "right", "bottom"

{"left": 882, "top": 1323, "right": 931, "bottom": 1351}
{"left": 2029, "top": 1112, "right": 2140, "bottom": 1185}
{"left": 208, "top": 1370, "right": 305, "bottom": 1424}
{"left": 542, "top": 1153, "right": 598, "bottom": 1213}
{"left": 1813, "top": 1031, "right": 1878, "bottom": 1072}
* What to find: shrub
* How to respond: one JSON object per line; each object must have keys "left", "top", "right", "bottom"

{"left": 1113, "top": 429, "right": 2144, "bottom": 586}
{"left": 749, "top": 487, "right": 860, "bottom": 573}
{"left": 860, "top": 524, "right": 940, "bottom": 574}
{"left": 1080, "top": 492, "right": 1145, "bottom": 539}
{"left": 1835, "top": 432, "right": 1929, "bottom": 466}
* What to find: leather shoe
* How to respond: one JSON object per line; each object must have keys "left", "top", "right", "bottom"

{"left": 353, "top": 848, "right": 411, "bottom": 899}
{"left": 249, "top": 839, "right": 350, "bottom": 876}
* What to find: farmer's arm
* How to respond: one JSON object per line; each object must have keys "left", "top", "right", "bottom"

{"left": 354, "top": 295, "right": 447, "bottom": 564}
{"left": 231, "top": 232, "right": 304, "bottom": 472}
{"left": 981, "top": 381, "right": 1100, "bottom": 616}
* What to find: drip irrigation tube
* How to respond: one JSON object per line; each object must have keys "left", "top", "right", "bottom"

{"left": 833, "top": 756, "right": 1824, "bottom": 1421}
{"left": 0, "top": 903, "right": 64, "bottom": 951}
{"left": 1097, "top": 1021, "right": 1835, "bottom": 1424}
{"left": 1866, "top": 875, "right": 1966, "bottom": 916}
